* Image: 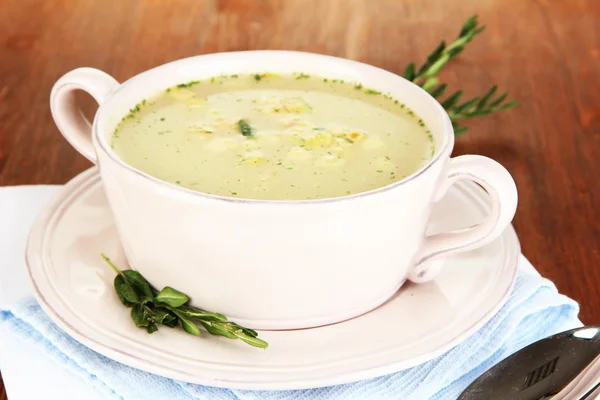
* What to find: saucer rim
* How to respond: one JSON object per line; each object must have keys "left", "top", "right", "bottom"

{"left": 25, "top": 167, "right": 520, "bottom": 390}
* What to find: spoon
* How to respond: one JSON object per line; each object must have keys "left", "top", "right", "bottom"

{"left": 458, "top": 325, "right": 600, "bottom": 399}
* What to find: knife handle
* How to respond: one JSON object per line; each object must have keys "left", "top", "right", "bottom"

{"left": 551, "top": 353, "right": 600, "bottom": 399}
{"left": 579, "top": 381, "right": 600, "bottom": 400}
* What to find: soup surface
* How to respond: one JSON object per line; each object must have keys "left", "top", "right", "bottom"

{"left": 111, "top": 74, "right": 435, "bottom": 200}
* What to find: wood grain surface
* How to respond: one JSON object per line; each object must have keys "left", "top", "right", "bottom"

{"left": 1, "top": 0, "right": 599, "bottom": 398}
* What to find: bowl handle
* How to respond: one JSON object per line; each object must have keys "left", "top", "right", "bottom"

{"left": 50, "top": 68, "right": 120, "bottom": 164}
{"left": 409, "top": 155, "right": 518, "bottom": 283}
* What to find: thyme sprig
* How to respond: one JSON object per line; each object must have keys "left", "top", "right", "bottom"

{"left": 101, "top": 254, "right": 268, "bottom": 349}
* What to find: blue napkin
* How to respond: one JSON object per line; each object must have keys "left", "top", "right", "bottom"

{"left": 0, "top": 265, "right": 580, "bottom": 400}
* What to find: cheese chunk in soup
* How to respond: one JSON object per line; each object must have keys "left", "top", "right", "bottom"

{"left": 111, "top": 74, "right": 435, "bottom": 200}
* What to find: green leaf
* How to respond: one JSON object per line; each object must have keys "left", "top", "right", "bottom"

{"left": 122, "top": 270, "right": 154, "bottom": 303}
{"left": 154, "top": 307, "right": 179, "bottom": 327}
{"left": 454, "top": 125, "right": 469, "bottom": 136}
{"left": 417, "top": 41, "right": 446, "bottom": 75}
{"left": 131, "top": 304, "right": 149, "bottom": 327}
{"left": 495, "top": 99, "right": 519, "bottom": 111}
{"left": 403, "top": 62, "right": 416, "bottom": 81}
{"left": 441, "top": 90, "right": 464, "bottom": 110}
{"left": 240, "top": 327, "right": 259, "bottom": 338}
{"left": 162, "top": 313, "right": 179, "bottom": 328}
{"left": 448, "top": 27, "right": 484, "bottom": 53}
{"left": 237, "top": 119, "right": 255, "bottom": 137}
{"left": 454, "top": 96, "right": 481, "bottom": 113}
{"left": 468, "top": 108, "right": 495, "bottom": 117}
{"left": 459, "top": 15, "right": 478, "bottom": 37}
{"left": 146, "top": 322, "right": 158, "bottom": 334}
{"left": 156, "top": 287, "right": 187, "bottom": 306}
{"left": 429, "top": 83, "right": 447, "bottom": 99}
{"left": 114, "top": 275, "right": 139, "bottom": 305}
{"left": 200, "top": 321, "right": 237, "bottom": 339}
{"left": 232, "top": 330, "right": 269, "bottom": 349}
{"left": 487, "top": 92, "right": 508, "bottom": 107}
{"left": 428, "top": 41, "right": 446, "bottom": 61}
{"left": 474, "top": 26, "right": 486, "bottom": 36}
{"left": 240, "top": 336, "right": 269, "bottom": 349}
{"left": 451, "top": 17, "right": 485, "bottom": 51}
{"left": 152, "top": 308, "right": 171, "bottom": 324}
{"left": 155, "top": 286, "right": 189, "bottom": 307}
{"left": 447, "top": 46, "right": 464, "bottom": 58}
{"left": 476, "top": 85, "right": 498, "bottom": 109}
{"left": 172, "top": 310, "right": 201, "bottom": 336}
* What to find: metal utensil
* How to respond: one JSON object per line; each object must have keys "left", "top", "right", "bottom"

{"left": 458, "top": 325, "right": 600, "bottom": 400}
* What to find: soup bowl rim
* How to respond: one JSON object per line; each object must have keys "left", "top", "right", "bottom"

{"left": 93, "top": 50, "right": 454, "bottom": 205}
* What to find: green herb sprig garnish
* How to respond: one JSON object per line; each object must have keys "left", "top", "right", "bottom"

{"left": 237, "top": 119, "right": 255, "bottom": 137}
{"left": 404, "top": 15, "right": 518, "bottom": 136}
{"left": 101, "top": 254, "right": 268, "bottom": 349}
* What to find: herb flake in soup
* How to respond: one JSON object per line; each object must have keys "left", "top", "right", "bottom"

{"left": 111, "top": 74, "right": 435, "bottom": 200}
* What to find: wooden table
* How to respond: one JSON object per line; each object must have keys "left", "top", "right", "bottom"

{"left": 1, "top": 0, "right": 599, "bottom": 397}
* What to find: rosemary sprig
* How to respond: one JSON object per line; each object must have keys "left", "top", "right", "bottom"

{"left": 403, "top": 16, "right": 485, "bottom": 88}
{"left": 101, "top": 254, "right": 268, "bottom": 349}
{"left": 441, "top": 85, "right": 519, "bottom": 136}
{"left": 404, "top": 15, "right": 518, "bottom": 136}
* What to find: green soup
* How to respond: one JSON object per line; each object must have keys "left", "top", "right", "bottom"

{"left": 111, "top": 74, "right": 435, "bottom": 200}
